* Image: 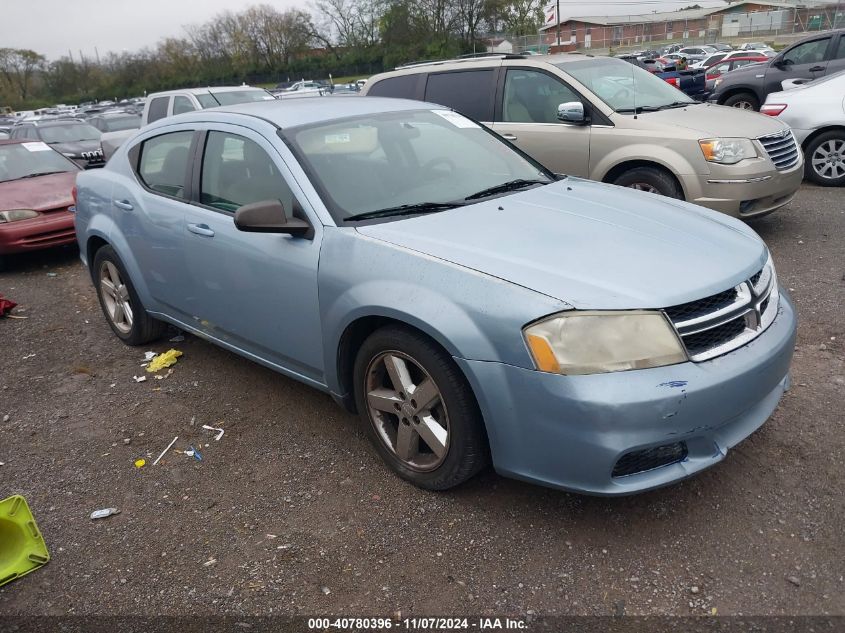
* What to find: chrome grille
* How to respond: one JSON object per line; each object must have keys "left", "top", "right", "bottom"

{"left": 664, "top": 257, "right": 778, "bottom": 362}
{"left": 758, "top": 130, "right": 800, "bottom": 171}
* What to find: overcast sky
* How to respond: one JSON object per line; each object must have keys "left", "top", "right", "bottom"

{"left": 2, "top": 0, "right": 730, "bottom": 60}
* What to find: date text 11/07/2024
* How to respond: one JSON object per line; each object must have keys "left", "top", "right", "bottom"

{"left": 307, "top": 617, "right": 528, "bottom": 630}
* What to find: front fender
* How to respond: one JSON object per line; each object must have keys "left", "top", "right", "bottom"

{"left": 318, "top": 228, "right": 567, "bottom": 394}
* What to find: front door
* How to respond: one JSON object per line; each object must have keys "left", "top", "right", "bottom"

{"left": 491, "top": 67, "right": 591, "bottom": 177}
{"left": 181, "top": 126, "right": 324, "bottom": 382}
{"left": 765, "top": 36, "right": 831, "bottom": 94}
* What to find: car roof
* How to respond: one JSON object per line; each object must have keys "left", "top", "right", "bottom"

{"left": 148, "top": 86, "right": 267, "bottom": 98}
{"left": 166, "top": 96, "right": 444, "bottom": 129}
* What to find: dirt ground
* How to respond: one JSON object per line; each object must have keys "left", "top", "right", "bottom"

{"left": 0, "top": 183, "right": 843, "bottom": 618}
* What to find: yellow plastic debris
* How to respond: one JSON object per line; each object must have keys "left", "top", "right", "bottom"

{"left": 146, "top": 349, "right": 183, "bottom": 373}
{"left": 0, "top": 495, "right": 50, "bottom": 587}
{"left": 134, "top": 459, "right": 146, "bottom": 468}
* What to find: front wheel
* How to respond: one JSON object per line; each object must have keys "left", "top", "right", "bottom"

{"left": 353, "top": 326, "right": 488, "bottom": 490}
{"left": 723, "top": 92, "right": 760, "bottom": 111}
{"left": 805, "top": 131, "right": 845, "bottom": 186}
{"left": 612, "top": 167, "right": 682, "bottom": 199}
{"left": 93, "top": 245, "right": 165, "bottom": 345}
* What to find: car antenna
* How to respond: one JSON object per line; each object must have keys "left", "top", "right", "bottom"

{"left": 632, "top": 60, "right": 638, "bottom": 120}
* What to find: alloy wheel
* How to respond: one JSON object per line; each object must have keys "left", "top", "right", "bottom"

{"left": 811, "top": 139, "right": 845, "bottom": 180}
{"left": 99, "top": 261, "right": 134, "bottom": 334}
{"left": 364, "top": 351, "right": 450, "bottom": 472}
{"left": 732, "top": 101, "right": 755, "bottom": 110}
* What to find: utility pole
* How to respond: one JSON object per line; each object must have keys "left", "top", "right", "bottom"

{"left": 556, "top": 0, "right": 561, "bottom": 47}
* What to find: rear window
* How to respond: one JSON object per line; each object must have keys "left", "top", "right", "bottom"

{"left": 368, "top": 75, "right": 420, "bottom": 99}
{"left": 424, "top": 71, "right": 495, "bottom": 121}
{"left": 147, "top": 97, "right": 169, "bottom": 123}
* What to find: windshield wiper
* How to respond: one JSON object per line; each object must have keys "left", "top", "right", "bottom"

{"left": 614, "top": 105, "right": 662, "bottom": 114}
{"left": 464, "top": 179, "right": 549, "bottom": 201}
{"left": 658, "top": 101, "right": 696, "bottom": 110}
{"left": 345, "top": 201, "right": 464, "bottom": 222}
{"left": 20, "top": 171, "right": 67, "bottom": 179}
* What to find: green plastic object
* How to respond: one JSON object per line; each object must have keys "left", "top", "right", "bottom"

{"left": 0, "top": 495, "right": 50, "bottom": 587}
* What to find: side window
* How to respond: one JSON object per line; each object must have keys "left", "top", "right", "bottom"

{"left": 732, "top": 60, "right": 756, "bottom": 70}
{"left": 27, "top": 127, "right": 39, "bottom": 140}
{"left": 368, "top": 74, "right": 419, "bottom": 99}
{"left": 502, "top": 69, "right": 580, "bottom": 124}
{"left": 10, "top": 127, "right": 23, "bottom": 139}
{"left": 147, "top": 97, "right": 169, "bottom": 123}
{"left": 710, "top": 62, "right": 731, "bottom": 76}
{"left": 137, "top": 131, "right": 193, "bottom": 198}
{"left": 782, "top": 38, "right": 830, "bottom": 65}
{"left": 835, "top": 37, "right": 845, "bottom": 60}
{"left": 173, "top": 96, "right": 196, "bottom": 115}
{"left": 200, "top": 131, "right": 294, "bottom": 214}
{"left": 424, "top": 70, "right": 494, "bottom": 120}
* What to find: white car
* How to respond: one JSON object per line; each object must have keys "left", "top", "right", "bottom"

{"left": 761, "top": 70, "right": 845, "bottom": 186}
{"left": 693, "top": 49, "right": 759, "bottom": 69}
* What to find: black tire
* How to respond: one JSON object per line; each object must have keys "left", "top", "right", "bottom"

{"left": 612, "top": 166, "right": 683, "bottom": 199}
{"left": 723, "top": 92, "right": 760, "bottom": 111}
{"left": 92, "top": 245, "right": 165, "bottom": 345}
{"left": 804, "top": 130, "right": 845, "bottom": 187}
{"left": 353, "top": 325, "right": 488, "bottom": 490}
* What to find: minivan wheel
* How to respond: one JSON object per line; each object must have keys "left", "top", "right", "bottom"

{"left": 353, "top": 326, "right": 488, "bottom": 490}
{"left": 93, "top": 245, "right": 165, "bottom": 345}
{"left": 612, "top": 167, "right": 682, "bottom": 199}
{"left": 805, "top": 131, "right": 845, "bottom": 186}
{"left": 723, "top": 92, "right": 759, "bottom": 111}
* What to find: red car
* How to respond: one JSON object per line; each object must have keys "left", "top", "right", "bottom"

{"left": 0, "top": 139, "right": 80, "bottom": 260}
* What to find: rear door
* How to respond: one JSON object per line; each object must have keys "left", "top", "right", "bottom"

{"left": 490, "top": 66, "right": 590, "bottom": 177}
{"left": 764, "top": 36, "right": 831, "bottom": 95}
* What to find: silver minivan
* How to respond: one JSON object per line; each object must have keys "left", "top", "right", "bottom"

{"left": 363, "top": 54, "right": 803, "bottom": 218}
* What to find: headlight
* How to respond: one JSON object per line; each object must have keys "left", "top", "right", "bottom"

{"left": 523, "top": 311, "right": 688, "bottom": 375}
{"left": 699, "top": 138, "right": 757, "bottom": 164}
{"left": 0, "top": 209, "right": 39, "bottom": 223}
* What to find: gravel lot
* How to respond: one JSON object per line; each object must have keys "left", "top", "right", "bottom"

{"left": 0, "top": 183, "right": 843, "bottom": 618}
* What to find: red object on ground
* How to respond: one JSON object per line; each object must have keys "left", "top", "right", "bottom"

{"left": 0, "top": 140, "right": 79, "bottom": 256}
{"left": 0, "top": 294, "right": 16, "bottom": 317}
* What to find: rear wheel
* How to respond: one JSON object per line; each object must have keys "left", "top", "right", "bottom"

{"left": 93, "top": 245, "right": 165, "bottom": 345}
{"left": 723, "top": 92, "right": 759, "bottom": 111}
{"left": 612, "top": 166, "right": 683, "bottom": 199}
{"left": 805, "top": 131, "right": 845, "bottom": 186}
{"left": 353, "top": 325, "right": 488, "bottom": 490}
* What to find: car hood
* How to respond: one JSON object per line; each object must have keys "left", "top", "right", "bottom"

{"left": 47, "top": 140, "right": 101, "bottom": 155}
{"left": 0, "top": 172, "right": 77, "bottom": 212}
{"left": 638, "top": 103, "right": 789, "bottom": 137}
{"left": 356, "top": 179, "right": 767, "bottom": 310}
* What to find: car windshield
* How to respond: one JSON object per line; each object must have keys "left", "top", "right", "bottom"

{"left": 205, "top": 89, "right": 276, "bottom": 107}
{"left": 559, "top": 57, "right": 695, "bottom": 112}
{"left": 103, "top": 115, "right": 141, "bottom": 131}
{"left": 285, "top": 109, "right": 554, "bottom": 223}
{"left": 0, "top": 142, "right": 77, "bottom": 182}
{"left": 39, "top": 123, "right": 101, "bottom": 143}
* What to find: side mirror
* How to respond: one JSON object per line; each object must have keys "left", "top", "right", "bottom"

{"left": 234, "top": 200, "right": 312, "bottom": 238}
{"left": 557, "top": 101, "right": 586, "bottom": 124}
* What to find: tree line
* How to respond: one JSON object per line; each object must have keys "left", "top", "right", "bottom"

{"left": 0, "top": 0, "right": 545, "bottom": 109}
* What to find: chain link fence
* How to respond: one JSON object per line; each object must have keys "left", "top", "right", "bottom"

{"left": 488, "top": 5, "right": 845, "bottom": 56}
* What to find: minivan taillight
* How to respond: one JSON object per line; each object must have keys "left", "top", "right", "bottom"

{"left": 760, "top": 104, "right": 787, "bottom": 116}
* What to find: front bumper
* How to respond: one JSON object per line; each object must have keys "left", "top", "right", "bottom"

{"left": 456, "top": 290, "right": 796, "bottom": 496}
{"left": 680, "top": 157, "right": 803, "bottom": 218}
{"left": 0, "top": 211, "right": 76, "bottom": 255}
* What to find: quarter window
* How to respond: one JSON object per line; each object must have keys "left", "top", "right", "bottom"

{"left": 200, "top": 132, "right": 294, "bottom": 213}
{"left": 367, "top": 75, "right": 419, "bottom": 99}
{"left": 173, "top": 96, "right": 196, "bottom": 115}
{"left": 147, "top": 97, "right": 169, "bottom": 123}
{"left": 424, "top": 70, "right": 495, "bottom": 121}
{"left": 137, "top": 131, "right": 193, "bottom": 199}
{"left": 502, "top": 69, "right": 580, "bottom": 124}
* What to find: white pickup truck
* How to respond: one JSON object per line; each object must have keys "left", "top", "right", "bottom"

{"left": 100, "top": 85, "right": 276, "bottom": 159}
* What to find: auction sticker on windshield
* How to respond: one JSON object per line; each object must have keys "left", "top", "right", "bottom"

{"left": 21, "top": 142, "right": 52, "bottom": 152}
{"left": 432, "top": 110, "right": 479, "bottom": 128}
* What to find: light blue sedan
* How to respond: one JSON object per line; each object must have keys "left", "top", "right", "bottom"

{"left": 74, "top": 98, "right": 796, "bottom": 495}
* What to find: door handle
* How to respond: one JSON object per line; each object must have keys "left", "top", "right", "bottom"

{"left": 187, "top": 223, "right": 215, "bottom": 237}
{"left": 501, "top": 133, "right": 518, "bottom": 141}
{"left": 114, "top": 199, "right": 133, "bottom": 211}
{"left": 809, "top": 65, "right": 825, "bottom": 72}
